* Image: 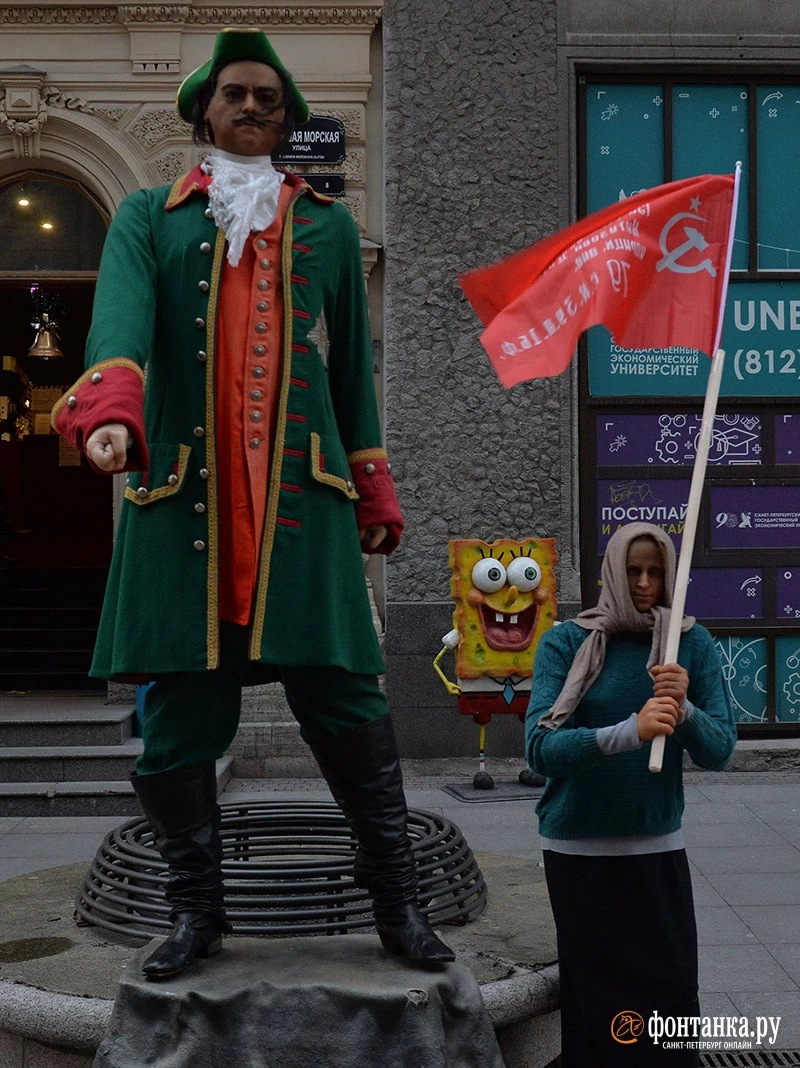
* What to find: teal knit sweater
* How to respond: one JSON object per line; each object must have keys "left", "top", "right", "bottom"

{"left": 526, "top": 622, "right": 736, "bottom": 840}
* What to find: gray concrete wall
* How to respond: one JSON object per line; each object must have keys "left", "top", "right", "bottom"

{"left": 381, "top": 0, "right": 576, "bottom": 757}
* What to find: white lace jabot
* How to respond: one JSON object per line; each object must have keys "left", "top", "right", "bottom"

{"left": 202, "top": 149, "right": 285, "bottom": 267}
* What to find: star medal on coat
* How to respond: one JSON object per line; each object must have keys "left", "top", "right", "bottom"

{"left": 308, "top": 308, "right": 330, "bottom": 367}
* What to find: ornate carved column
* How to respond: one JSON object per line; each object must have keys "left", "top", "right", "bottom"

{"left": 0, "top": 65, "right": 48, "bottom": 159}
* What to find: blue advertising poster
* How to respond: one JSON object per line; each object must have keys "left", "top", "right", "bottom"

{"left": 686, "top": 569, "right": 764, "bottom": 620}
{"left": 776, "top": 414, "right": 799, "bottom": 464}
{"left": 596, "top": 413, "right": 762, "bottom": 467}
{"left": 756, "top": 86, "right": 800, "bottom": 270}
{"left": 588, "top": 279, "right": 800, "bottom": 397}
{"left": 672, "top": 84, "right": 749, "bottom": 270}
{"left": 777, "top": 569, "right": 800, "bottom": 620}
{"left": 597, "top": 478, "right": 689, "bottom": 551}
{"left": 711, "top": 486, "right": 800, "bottom": 549}
{"left": 713, "top": 636, "right": 768, "bottom": 723}
{"left": 585, "top": 84, "right": 665, "bottom": 216}
{"left": 776, "top": 636, "right": 800, "bottom": 722}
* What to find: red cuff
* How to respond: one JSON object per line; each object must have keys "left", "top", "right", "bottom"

{"left": 349, "top": 449, "right": 404, "bottom": 555}
{"left": 51, "top": 359, "right": 148, "bottom": 474}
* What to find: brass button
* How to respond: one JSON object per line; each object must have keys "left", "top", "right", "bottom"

{"left": 195, "top": 318, "right": 205, "bottom": 330}
{"left": 255, "top": 322, "right": 267, "bottom": 334}
{"left": 137, "top": 487, "right": 149, "bottom": 499}
{"left": 257, "top": 279, "right": 269, "bottom": 291}
{"left": 193, "top": 540, "right": 206, "bottom": 551}
{"left": 256, "top": 238, "right": 267, "bottom": 250}
{"left": 67, "top": 395, "right": 77, "bottom": 408}
{"left": 250, "top": 390, "right": 263, "bottom": 401}
{"left": 250, "top": 438, "right": 261, "bottom": 449}
{"left": 200, "top": 242, "right": 211, "bottom": 253}
{"left": 204, "top": 207, "right": 214, "bottom": 219}
{"left": 252, "top": 367, "right": 265, "bottom": 378}
{"left": 193, "top": 426, "right": 205, "bottom": 438}
{"left": 259, "top": 259, "right": 270, "bottom": 270}
{"left": 194, "top": 502, "right": 206, "bottom": 514}
{"left": 167, "top": 474, "right": 178, "bottom": 486}
{"left": 91, "top": 372, "right": 103, "bottom": 384}
{"left": 198, "top": 280, "right": 209, "bottom": 293}
{"left": 254, "top": 345, "right": 265, "bottom": 356}
{"left": 365, "top": 463, "right": 376, "bottom": 475}
{"left": 199, "top": 468, "right": 210, "bottom": 480}
{"left": 197, "top": 350, "right": 207, "bottom": 362}
{"left": 257, "top": 301, "right": 268, "bottom": 312}
{"left": 251, "top": 411, "right": 263, "bottom": 423}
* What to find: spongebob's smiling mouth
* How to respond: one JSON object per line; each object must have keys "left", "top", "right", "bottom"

{"left": 478, "top": 602, "right": 539, "bottom": 651}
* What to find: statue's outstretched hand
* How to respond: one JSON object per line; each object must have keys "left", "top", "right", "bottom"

{"left": 86, "top": 422, "right": 130, "bottom": 473}
{"left": 359, "top": 525, "right": 388, "bottom": 551}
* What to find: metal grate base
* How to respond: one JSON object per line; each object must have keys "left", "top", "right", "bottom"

{"left": 701, "top": 1053, "right": 800, "bottom": 1067}
{"left": 75, "top": 802, "right": 487, "bottom": 940}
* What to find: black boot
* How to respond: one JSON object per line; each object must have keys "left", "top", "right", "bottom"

{"left": 311, "top": 716, "right": 455, "bottom": 964}
{"left": 131, "top": 762, "right": 231, "bottom": 980}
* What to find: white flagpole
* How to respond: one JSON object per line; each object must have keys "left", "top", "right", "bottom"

{"left": 649, "top": 162, "right": 742, "bottom": 774}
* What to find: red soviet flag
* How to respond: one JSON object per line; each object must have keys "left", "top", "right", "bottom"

{"left": 459, "top": 173, "right": 736, "bottom": 389}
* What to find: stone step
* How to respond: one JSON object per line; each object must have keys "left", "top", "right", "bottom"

{"left": 0, "top": 627, "right": 97, "bottom": 651}
{"left": 0, "top": 585, "right": 105, "bottom": 609}
{"left": 0, "top": 740, "right": 144, "bottom": 782}
{"left": 0, "top": 647, "right": 95, "bottom": 672}
{"left": 0, "top": 780, "right": 139, "bottom": 818}
{"left": 0, "top": 605, "right": 101, "bottom": 629}
{"left": 0, "top": 756, "right": 233, "bottom": 817}
{"left": 229, "top": 718, "right": 311, "bottom": 776}
{"left": 0, "top": 700, "right": 134, "bottom": 746}
{"left": 0, "top": 566, "right": 108, "bottom": 591}
{"left": 239, "top": 683, "right": 293, "bottom": 721}
{"left": 231, "top": 752, "right": 324, "bottom": 779}
{"left": 0, "top": 672, "right": 105, "bottom": 691}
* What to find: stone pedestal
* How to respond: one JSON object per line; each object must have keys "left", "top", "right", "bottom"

{"left": 92, "top": 934, "right": 506, "bottom": 1068}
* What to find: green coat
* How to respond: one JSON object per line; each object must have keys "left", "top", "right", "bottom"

{"left": 56, "top": 169, "right": 394, "bottom": 679}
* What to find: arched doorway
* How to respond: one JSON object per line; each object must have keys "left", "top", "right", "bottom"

{"left": 0, "top": 171, "right": 110, "bottom": 689}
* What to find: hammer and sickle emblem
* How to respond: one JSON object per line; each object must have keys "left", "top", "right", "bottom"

{"left": 655, "top": 212, "right": 717, "bottom": 276}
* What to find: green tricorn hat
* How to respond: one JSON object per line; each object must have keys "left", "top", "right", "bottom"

{"left": 176, "top": 28, "right": 309, "bottom": 124}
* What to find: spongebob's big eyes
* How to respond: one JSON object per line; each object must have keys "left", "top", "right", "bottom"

{"left": 471, "top": 558, "right": 507, "bottom": 593}
{"left": 506, "top": 557, "right": 542, "bottom": 592}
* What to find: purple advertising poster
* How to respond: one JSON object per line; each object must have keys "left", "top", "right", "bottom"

{"left": 711, "top": 486, "right": 800, "bottom": 549}
{"left": 588, "top": 566, "right": 763, "bottom": 619}
{"left": 685, "top": 569, "right": 764, "bottom": 619}
{"left": 776, "top": 414, "right": 799, "bottom": 464}
{"left": 597, "top": 414, "right": 762, "bottom": 467}
{"left": 597, "top": 479, "right": 690, "bottom": 551}
{"left": 778, "top": 568, "right": 800, "bottom": 620}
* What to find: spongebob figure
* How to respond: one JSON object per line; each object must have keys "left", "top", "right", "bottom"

{"left": 434, "top": 537, "right": 558, "bottom": 788}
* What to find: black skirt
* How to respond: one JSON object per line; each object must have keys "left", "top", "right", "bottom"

{"left": 543, "top": 849, "right": 700, "bottom": 1067}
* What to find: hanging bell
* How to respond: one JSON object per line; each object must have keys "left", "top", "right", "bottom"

{"left": 27, "top": 313, "right": 64, "bottom": 359}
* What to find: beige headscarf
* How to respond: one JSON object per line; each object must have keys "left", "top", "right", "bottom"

{"left": 539, "top": 522, "right": 695, "bottom": 730}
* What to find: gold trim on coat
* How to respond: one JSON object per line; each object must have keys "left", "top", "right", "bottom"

{"left": 50, "top": 357, "right": 145, "bottom": 428}
{"left": 310, "top": 433, "right": 360, "bottom": 500}
{"left": 248, "top": 189, "right": 305, "bottom": 661}
{"left": 124, "top": 444, "right": 192, "bottom": 504}
{"left": 204, "top": 230, "right": 226, "bottom": 670}
{"left": 346, "top": 446, "right": 388, "bottom": 465}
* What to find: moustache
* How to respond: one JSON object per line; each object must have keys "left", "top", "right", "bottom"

{"left": 234, "top": 115, "right": 285, "bottom": 129}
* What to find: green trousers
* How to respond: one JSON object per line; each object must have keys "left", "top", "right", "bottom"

{"left": 138, "top": 622, "right": 388, "bottom": 775}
